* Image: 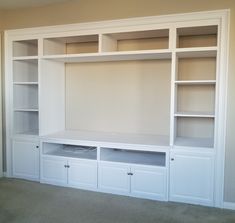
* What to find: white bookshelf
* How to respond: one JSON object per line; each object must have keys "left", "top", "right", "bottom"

{"left": 5, "top": 10, "right": 229, "bottom": 207}
{"left": 12, "top": 39, "right": 39, "bottom": 136}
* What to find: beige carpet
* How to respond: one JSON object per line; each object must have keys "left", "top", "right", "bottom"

{"left": 0, "top": 178, "right": 235, "bottom": 223}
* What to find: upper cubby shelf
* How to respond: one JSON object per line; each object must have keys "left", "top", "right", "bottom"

{"left": 42, "top": 29, "right": 170, "bottom": 62}
{"left": 176, "top": 25, "right": 218, "bottom": 48}
{"left": 101, "top": 29, "right": 169, "bottom": 52}
{"left": 13, "top": 39, "right": 38, "bottom": 57}
{"left": 44, "top": 35, "right": 99, "bottom": 55}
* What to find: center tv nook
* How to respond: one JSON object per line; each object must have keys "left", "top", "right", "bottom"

{"left": 5, "top": 11, "right": 228, "bottom": 207}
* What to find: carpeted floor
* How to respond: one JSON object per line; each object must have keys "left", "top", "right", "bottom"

{"left": 0, "top": 178, "right": 235, "bottom": 223}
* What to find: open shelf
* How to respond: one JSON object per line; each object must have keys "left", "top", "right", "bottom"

{"left": 13, "top": 39, "right": 38, "bottom": 57}
{"left": 175, "top": 80, "right": 216, "bottom": 85}
{"left": 14, "top": 111, "right": 39, "bottom": 135}
{"left": 13, "top": 59, "right": 38, "bottom": 82}
{"left": 101, "top": 29, "right": 169, "bottom": 52}
{"left": 174, "top": 136, "right": 214, "bottom": 148}
{"left": 176, "top": 47, "right": 217, "bottom": 58}
{"left": 177, "top": 25, "right": 217, "bottom": 48}
{"left": 44, "top": 35, "right": 99, "bottom": 55}
{"left": 175, "top": 117, "right": 214, "bottom": 148}
{"left": 100, "top": 147, "right": 166, "bottom": 166}
{"left": 41, "top": 130, "right": 170, "bottom": 148}
{"left": 13, "top": 84, "right": 38, "bottom": 110}
{"left": 174, "top": 111, "right": 215, "bottom": 118}
{"left": 176, "top": 57, "right": 216, "bottom": 81}
{"left": 42, "top": 142, "right": 97, "bottom": 160}
{"left": 176, "top": 84, "right": 215, "bottom": 114}
{"left": 42, "top": 49, "right": 171, "bottom": 62}
{"left": 13, "top": 82, "right": 38, "bottom": 85}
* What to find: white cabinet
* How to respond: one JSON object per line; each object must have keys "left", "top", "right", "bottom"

{"left": 131, "top": 165, "right": 167, "bottom": 200}
{"left": 98, "top": 162, "right": 167, "bottom": 201}
{"left": 98, "top": 162, "right": 130, "bottom": 195}
{"left": 12, "top": 139, "right": 39, "bottom": 181}
{"left": 41, "top": 156, "right": 67, "bottom": 185}
{"left": 68, "top": 159, "right": 97, "bottom": 189}
{"left": 169, "top": 150, "right": 214, "bottom": 206}
{"left": 41, "top": 156, "right": 98, "bottom": 190}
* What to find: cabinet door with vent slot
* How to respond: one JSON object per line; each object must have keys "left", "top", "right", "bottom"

{"left": 12, "top": 139, "right": 39, "bottom": 181}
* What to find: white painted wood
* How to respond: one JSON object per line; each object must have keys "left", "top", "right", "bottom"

{"left": 175, "top": 80, "right": 216, "bottom": 85}
{"left": 131, "top": 165, "right": 167, "bottom": 201}
{"left": 39, "top": 60, "right": 65, "bottom": 135}
{"left": 4, "top": 10, "right": 229, "bottom": 207}
{"left": 223, "top": 202, "right": 235, "bottom": 211}
{"left": 169, "top": 150, "right": 214, "bottom": 206}
{"left": 41, "top": 130, "right": 170, "bottom": 150}
{"left": 12, "top": 139, "right": 39, "bottom": 181}
{"left": 41, "top": 156, "right": 67, "bottom": 185}
{"left": 13, "top": 82, "right": 38, "bottom": 85}
{"left": 42, "top": 49, "right": 171, "bottom": 62}
{"left": 174, "top": 112, "right": 215, "bottom": 118}
{"left": 68, "top": 159, "right": 97, "bottom": 189}
{"left": 98, "top": 162, "right": 130, "bottom": 195}
{"left": 176, "top": 47, "right": 217, "bottom": 58}
{"left": 100, "top": 34, "right": 117, "bottom": 52}
{"left": 213, "top": 11, "right": 230, "bottom": 208}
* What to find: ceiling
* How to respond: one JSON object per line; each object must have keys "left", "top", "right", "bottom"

{"left": 0, "top": 0, "right": 74, "bottom": 10}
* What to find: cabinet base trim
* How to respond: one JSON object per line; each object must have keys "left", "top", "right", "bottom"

{"left": 223, "top": 202, "right": 235, "bottom": 210}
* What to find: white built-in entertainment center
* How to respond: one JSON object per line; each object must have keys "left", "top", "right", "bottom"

{"left": 4, "top": 10, "right": 229, "bottom": 207}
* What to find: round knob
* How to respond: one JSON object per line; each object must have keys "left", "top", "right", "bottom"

{"left": 171, "top": 158, "right": 174, "bottom": 161}
{"left": 36, "top": 146, "right": 39, "bottom": 148}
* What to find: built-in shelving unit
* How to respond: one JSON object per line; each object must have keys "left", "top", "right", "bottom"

{"left": 12, "top": 40, "right": 39, "bottom": 136}
{"left": 5, "top": 10, "right": 229, "bottom": 207}
{"left": 172, "top": 25, "right": 218, "bottom": 148}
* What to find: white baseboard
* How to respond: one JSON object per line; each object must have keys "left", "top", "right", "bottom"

{"left": 223, "top": 202, "right": 235, "bottom": 210}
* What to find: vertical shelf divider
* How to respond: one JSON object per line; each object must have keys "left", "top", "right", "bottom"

{"left": 169, "top": 27, "right": 177, "bottom": 146}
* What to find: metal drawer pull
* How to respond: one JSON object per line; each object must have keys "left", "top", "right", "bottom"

{"left": 127, "top": 172, "right": 133, "bottom": 176}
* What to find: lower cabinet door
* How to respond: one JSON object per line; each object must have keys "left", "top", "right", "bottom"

{"left": 169, "top": 150, "right": 214, "bottom": 206}
{"left": 131, "top": 165, "right": 167, "bottom": 201}
{"left": 12, "top": 139, "right": 39, "bottom": 181}
{"left": 41, "top": 157, "right": 68, "bottom": 186}
{"left": 68, "top": 159, "right": 97, "bottom": 189}
{"left": 98, "top": 162, "right": 130, "bottom": 195}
